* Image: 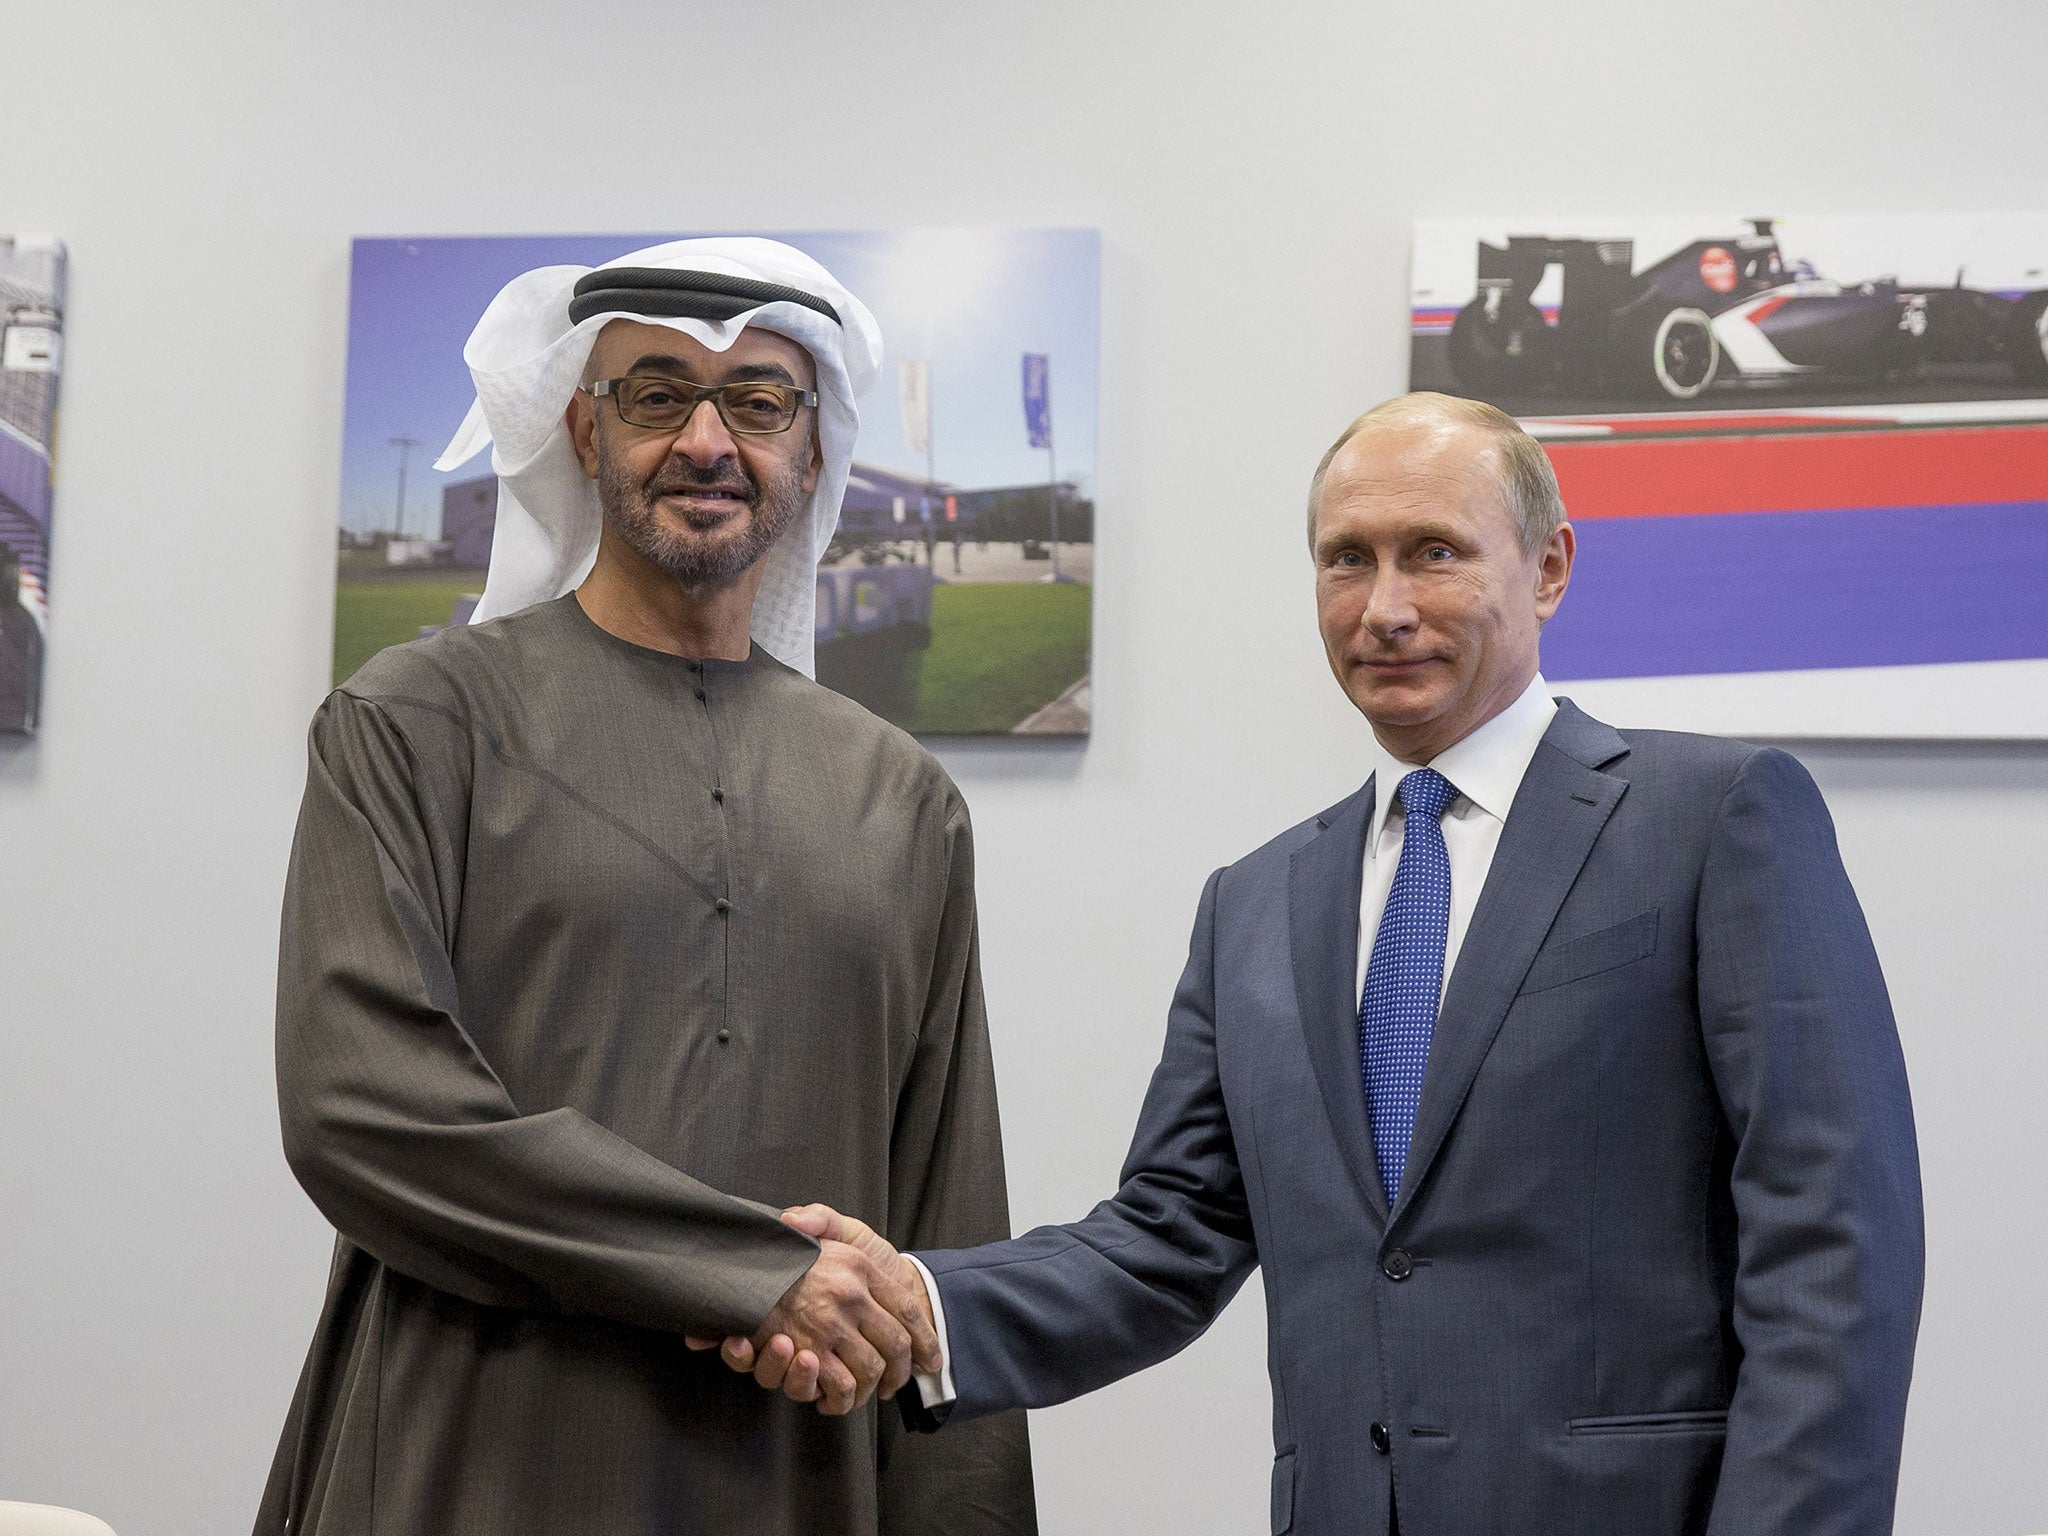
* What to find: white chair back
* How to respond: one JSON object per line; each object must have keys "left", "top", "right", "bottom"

{"left": 0, "top": 1504, "right": 117, "bottom": 1536}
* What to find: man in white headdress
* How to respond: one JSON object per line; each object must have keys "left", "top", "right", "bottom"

{"left": 256, "top": 239, "right": 1036, "bottom": 1536}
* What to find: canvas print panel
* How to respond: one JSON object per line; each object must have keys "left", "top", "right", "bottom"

{"left": 0, "top": 235, "right": 64, "bottom": 736}
{"left": 1409, "top": 213, "right": 2048, "bottom": 731}
{"left": 336, "top": 230, "right": 1099, "bottom": 737}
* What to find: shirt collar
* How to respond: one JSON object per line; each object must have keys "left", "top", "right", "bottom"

{"left": 1364, "top": 673, "right": 1558, "bottom": 841}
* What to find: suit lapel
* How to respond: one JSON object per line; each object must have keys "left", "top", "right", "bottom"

{"left": 1393, "top": 700, "right": 1631, "bottom": 1220}
{"left": 1289, "top": 778, "right": 1391, "bottom": 1226}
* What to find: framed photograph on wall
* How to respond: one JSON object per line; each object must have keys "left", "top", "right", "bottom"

{"left": 335, "top": 229, "right": 1100, "bottom": 738}
{"left": 1, "top": 234, "right": 64, "bottom": 737}
{"left": 1410, "top": 212, "right": 2048, "bottom": 738}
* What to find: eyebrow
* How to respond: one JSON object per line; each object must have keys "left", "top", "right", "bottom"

{"left": 1403, "top": 522, "right": 1468, "bottom": 546}
{"left": 1314, "top": 521, "right": 1470, "bottom": 558}
{"left": 624, "top": 353, "right": 803, "bottom": 387}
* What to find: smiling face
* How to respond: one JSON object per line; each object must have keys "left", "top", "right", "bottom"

{"left": 1312, "top": 417, "right": 1573, "bottom": 763}
{"left": 568, "top": 319, "right": 823, "bottom": 590}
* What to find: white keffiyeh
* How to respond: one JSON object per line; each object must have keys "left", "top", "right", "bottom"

{"left": 434, "top": 237, "right": 883, "bottom": 676}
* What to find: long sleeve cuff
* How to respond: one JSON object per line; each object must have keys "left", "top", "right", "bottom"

{"left": 904, "top": 1252, "right": 957, "bottom": 1409}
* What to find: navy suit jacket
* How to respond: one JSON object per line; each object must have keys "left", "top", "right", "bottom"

{"left": 919, "top": 701, "right": 1924, "bottom": 1536}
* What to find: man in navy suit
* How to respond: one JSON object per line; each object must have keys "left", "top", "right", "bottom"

{"left": 721, "top": 391, "right": 1925, "bottom": 1536}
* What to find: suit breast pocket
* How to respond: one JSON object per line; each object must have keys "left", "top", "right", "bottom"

{"left": 1519, "top": 909, "right": 1660, "bottom": 996}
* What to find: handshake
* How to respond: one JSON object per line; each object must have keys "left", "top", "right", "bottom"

{"left": 687, "top": 1205, "right": 941, "bottom": 1417}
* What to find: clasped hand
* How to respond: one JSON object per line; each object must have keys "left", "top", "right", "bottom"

{"left": 687, "top": 1205, "right": 938, "bottom": 1416}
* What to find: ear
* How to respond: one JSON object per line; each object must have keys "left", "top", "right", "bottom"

{"left": 1533, "top": 521, "right": 1575, "bottom": 621}
{"left": 566, "top": 389, "right": 599, "bottom": 479}
{"left": 801, "top": 421, "right": 823, "bottom": 498}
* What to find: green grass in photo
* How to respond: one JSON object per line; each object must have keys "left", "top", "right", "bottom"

{"left": 909, "top": 581, "right": 1091, "bottom": 735}
{"left": 334, "top": 572, "right": 1092, "bottom": 734}
{"left": 333, "top": 580, "right": 482, "bottom": 686}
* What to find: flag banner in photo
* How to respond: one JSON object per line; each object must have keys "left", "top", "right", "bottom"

{"left": 899, "top": 359, "right": 931, "bottom": 456}
{"left": 1023, "top": 353, "right": 1052, "bottom": 449}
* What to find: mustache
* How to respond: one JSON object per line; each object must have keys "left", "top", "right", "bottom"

{"left": 645, "top": 462, "right": 754, "bottom": 500}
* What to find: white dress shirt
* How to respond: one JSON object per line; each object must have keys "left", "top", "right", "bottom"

{"left": 914, "top": 673, "right": 1559, "bottom": 1409}
{"left": 903, "top": 1252, "right": 956, "bottom": 1409}
{"left": 1356, "top": 673, "right": 1557, "bottom": 1001}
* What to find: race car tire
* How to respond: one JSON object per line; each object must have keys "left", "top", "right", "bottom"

{"left": 2006, "top": 292, "right": 2048, "bottom": 385}
{"left": 1447, "top": 295, "right": 1555, "bottom": 392}
{"left": 1623, "top": 307, "right": 1721, "bottom": 401}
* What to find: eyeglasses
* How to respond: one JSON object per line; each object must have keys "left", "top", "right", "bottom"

{"left": 586, "top": 375, "right": 818, "bottom": 435}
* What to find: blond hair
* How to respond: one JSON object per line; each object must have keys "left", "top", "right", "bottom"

{"left": 1305, "top": 392, "right": 1565, "bottom": 554}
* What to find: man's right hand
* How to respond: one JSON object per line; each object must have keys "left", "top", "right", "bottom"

{"left": 689, "top": 1207, "right": 940, "bottom": 1413}
{"left": 695, "top": 1227, "right": 939, "bottom": 1416}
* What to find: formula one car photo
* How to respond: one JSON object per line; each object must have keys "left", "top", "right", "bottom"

{"left": 1442, "top": 220, "right": 2048, "bottom": 403}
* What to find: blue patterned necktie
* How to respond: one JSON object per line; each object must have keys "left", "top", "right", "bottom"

{"left": 1359, "top": 767, "right": 1459, "bottom": 1206}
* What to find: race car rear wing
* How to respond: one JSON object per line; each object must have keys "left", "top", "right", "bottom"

{"left": 1475, "top": 236, "right": 1635, "bottom": 297}
{"left": 1474, "top": 237, "right": 1639, "bottom": 384}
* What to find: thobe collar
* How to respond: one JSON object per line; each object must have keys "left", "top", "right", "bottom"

{"left": 562, "top": 592, "right": 770, "bottom": 674}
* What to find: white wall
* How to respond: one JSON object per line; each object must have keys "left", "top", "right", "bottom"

{"left": 3, "top": 3, "right": 2044, "bottom": 1531}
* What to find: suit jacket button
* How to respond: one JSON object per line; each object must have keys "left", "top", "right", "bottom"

{"left": 1382, "top": 1249, "right": 1413, "bottom": 1281}
{"left": 1370, "top": 1421, "right": 1391, "bottom": 1454}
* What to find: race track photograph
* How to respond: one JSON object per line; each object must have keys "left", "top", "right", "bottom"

{"left": 1408, "top": 212, "right": 2048, "bottom": 734}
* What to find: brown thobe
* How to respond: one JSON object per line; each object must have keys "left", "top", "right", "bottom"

{"left": 257, "top": 595, "right": 1035, "bottom": 1535}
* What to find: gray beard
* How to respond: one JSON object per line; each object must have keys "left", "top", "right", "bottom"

{"left": 595, "top": 435, "right": 808, "bottom": 590}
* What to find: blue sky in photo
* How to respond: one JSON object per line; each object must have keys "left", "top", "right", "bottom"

{"left": 338, "top": 228, "right": 1101, "bottom": 537}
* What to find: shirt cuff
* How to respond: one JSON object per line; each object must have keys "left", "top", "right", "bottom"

{"left": 903, "top": 1253, "right": 957, "bottom": 1408}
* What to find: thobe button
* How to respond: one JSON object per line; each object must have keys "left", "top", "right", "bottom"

{"left": 1382, "top": 1250, "right": 1413, "bottom": 1281}
{"left": 694, "top": 688, "right": 707, "bottom": 701}
{"left": 711, "top": 787, "right": 725, "bottom": 802}
{"left": 1370, "top": 1421, "right": 1391, "bottom": 1454}
{"left": 716, "top": 1029, "right": 731, "bottom": 1044}
{"left": 714, "top": 897, "right": 731, "bottom": 914}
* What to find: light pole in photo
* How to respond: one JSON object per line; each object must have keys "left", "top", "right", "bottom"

{"left": 389, "top": 435, "right": 420, "bottom": 540}
{"left": 899, "top": 359, "right": 934, "bottom": 565}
